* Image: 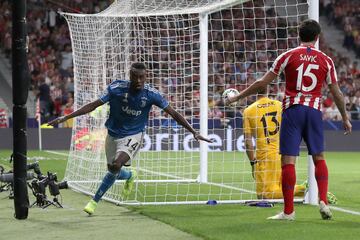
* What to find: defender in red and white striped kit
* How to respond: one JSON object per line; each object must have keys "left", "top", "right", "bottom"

{"left": 226, "top": 19, "right": 352, "bottom": 221}
{"left": 271, "top": 45, "right": 337, "bottom": 111}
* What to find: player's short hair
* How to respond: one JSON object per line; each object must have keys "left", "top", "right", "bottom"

{"left": 299, "top": 19, "right": 321, "bottom": 42}
{"left": 131, "top": 62, "right": 146, "bottom": 71}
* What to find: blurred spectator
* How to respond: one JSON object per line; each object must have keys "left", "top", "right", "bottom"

{"left": 47, "top": 8, "right": 57, "bottom": 31}
{"left": 323, "top": 92, "right": 334, "bottom": 108}
{"left": 62, "top": 95, "right": 74, "bottom": 128}
{"left": 60, "top": 44, "right": 73, "bottom": 71}
{"left": 349, "top": 61, "right": 359, "bottom": 77}
{"left": 0, "top": 108, "right": 8, "bottom": 128}
{"left": 324, "top": 103, "right": 342, "bottom": 121}
{"left": 37, "top": 78, "right": 53, "bottom": 121}
{"left": 347, "top": 102, "right": 359, "bottom": 120}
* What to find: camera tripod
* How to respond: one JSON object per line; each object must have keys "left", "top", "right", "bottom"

{"left": 29, "top": 192, "right": 63, "bottom": 209}
{"left": 0, "top": 182, "right": 14, "bottom": 199}
{"left": 28, "top": 181, "right": 64, "bottom": 209}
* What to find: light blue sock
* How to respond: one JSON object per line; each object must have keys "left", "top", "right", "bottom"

{"left": 117, "top": 168, "right": 132, "bottom": 180}
{"left": 93, "top": 172, "right": 116, "bottom": 202}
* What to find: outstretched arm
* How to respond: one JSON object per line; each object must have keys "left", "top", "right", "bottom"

{"left": 243, "top": 110, "right": 256, "bottom": 179}
{"left": 244, "top": 131, "right": 257, "bottom": 179}
{"left": 328, "top": 83, "right": 352, "bottom": 135}
{"left": 226, "top": 71, "right": 277, "bottom": 105}
{"left": 163, "top": 105, "right": 212, "bottom": 143}
{"left": 48, "top": 99, "right": 105, "bottom": 126}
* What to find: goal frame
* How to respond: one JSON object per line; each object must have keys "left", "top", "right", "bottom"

{"left": 62, "top": 0, "right": 318, "bottom": 205}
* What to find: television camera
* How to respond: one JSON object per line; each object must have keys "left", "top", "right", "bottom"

{"left": 0, "top": 162, "right": 40, "bottom": 198}
{"left": 28, "top": 171, "right": 68, "bottom": 208}
{"left": 0, "top": 161, "right": 68, "bottom": 209}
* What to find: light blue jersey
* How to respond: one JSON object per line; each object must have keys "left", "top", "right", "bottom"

{"left": 99, "top": 80, "right": 169, "bottom": 138}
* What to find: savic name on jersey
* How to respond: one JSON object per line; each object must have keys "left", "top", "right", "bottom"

{"left": 99, "top": 80, "right": 169, "bottom": 138}
{"left": 299, "top": 54, "right": 317, "bottom": 62}
{"left": 270, "top": 45, "right": 337, "bottom": 111}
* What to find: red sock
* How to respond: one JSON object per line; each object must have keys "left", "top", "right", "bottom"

{"left": 282, "top": 164, "right": 296, "bottom": 214}
{"left": 315, "top": 160, "right": 328, "bottom": 204}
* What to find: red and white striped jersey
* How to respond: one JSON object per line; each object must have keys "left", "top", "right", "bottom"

{"left": 270, "top": 45, "right": 337, "bottom": 111}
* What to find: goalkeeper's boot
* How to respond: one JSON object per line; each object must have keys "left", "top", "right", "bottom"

{"left": 327, "top": 192, "right": 337, "bottom": 205}
{"left": 83, "top": 199, "right": 97, "bottom": 215}
{"left": 300, "top": 180, "right": 308, "bottom": 195}
{"left": 267, "top": 212, "right": 295, "bottom": 221}
{"left": 319, "top": 200, "right": 332, "bottom": 220}
{"left": 301, "top": 180, "right": 309, "bottom": 190}
{"left": 122, "top": 169, "right": 137, "bottom": 197}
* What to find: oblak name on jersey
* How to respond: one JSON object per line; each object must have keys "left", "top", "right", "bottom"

{"left": 270, "top": 45, "right": 337, "bottom": 111}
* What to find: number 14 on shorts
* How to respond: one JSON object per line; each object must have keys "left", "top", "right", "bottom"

{"left": 125, "top": 138, "right": 139, "bottom": 153}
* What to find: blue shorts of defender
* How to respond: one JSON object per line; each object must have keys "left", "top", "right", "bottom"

{"left": 280, "top": 104, "right": 324, "bottom": 156}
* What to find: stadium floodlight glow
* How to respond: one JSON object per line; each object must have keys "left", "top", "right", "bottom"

{"left": 62, "top": 0, "right": 310, "bottom": 205}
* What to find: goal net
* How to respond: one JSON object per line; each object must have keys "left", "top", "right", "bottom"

{"left": 63, "top": 0, "right": 309, "bottom": 205}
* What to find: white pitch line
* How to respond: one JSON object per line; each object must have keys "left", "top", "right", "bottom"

{"left": 45, "top": 150, "right": 104, "bottom": 162}
{"left": 136, "top": 168, "right": 256, "bottom": 194}
{"left": 329, "top": 206, "right": 360, "bottom": 216}
{"left": 139, "top": 167, "right": 193, "bottom": 180}
{"left": 0, "top": 157, "right": 65, "bottom": 161}
{"left": 205, "top": 181, "right": 256, "bottom": 194}
{"left": 45, "top": 150, "right": 69, "bottom": 157}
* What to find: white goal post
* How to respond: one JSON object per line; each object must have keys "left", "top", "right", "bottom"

{"left": 62, "top": 0, "right": 315, "bottom": 205}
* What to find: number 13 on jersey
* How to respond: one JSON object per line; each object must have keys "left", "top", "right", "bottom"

{"left": 260, "top": 111, "right": 280, "bottom": 144}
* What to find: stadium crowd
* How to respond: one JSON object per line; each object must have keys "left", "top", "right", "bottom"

{"left": 0, "top": 0, "right": 111, "bottom": 126}
{"left": 0, "top": 0, "right": 359, "bottom": 127}
{"left": 320, "top": 0, "right": 360, "bottom": 59}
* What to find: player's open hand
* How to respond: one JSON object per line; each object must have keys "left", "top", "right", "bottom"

{"left": 343, "top": 119, "right": 352, "bottom": 135}
{"left": 193, "top": 133, "right": 213, "bottom": 143}
{"left": 224, "top": 95, "right": 236, "bottom": 106}
{"left": 47, "top": 116, "right": 67, "bottom": 126}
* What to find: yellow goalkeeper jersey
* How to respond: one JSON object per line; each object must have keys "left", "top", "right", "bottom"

{"left": 243, "top": 97, "right": 282, "bottom": 160}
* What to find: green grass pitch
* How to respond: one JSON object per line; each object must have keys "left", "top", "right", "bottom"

{"left": 0, "top": 150, "right": 359, "bottom": 240}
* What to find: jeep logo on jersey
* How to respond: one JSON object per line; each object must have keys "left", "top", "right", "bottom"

{"left": 122, "top": 106, "right": 142, "bottom": 116}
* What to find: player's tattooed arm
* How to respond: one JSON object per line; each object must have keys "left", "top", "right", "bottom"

{"left": 163, "top": 105, "right": 213, "bottom": 143}
{"left": 48, "top": 99, "right": 104, "bottom": 126}
{"left": 329, "top": 83, "right": 352, "bottom": 135}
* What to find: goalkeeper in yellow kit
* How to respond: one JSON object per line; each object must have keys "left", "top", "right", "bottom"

{"left": 243, "top": 89, "right": 307, "bottom": 199}
{"left": 243, "top": 89, "right": 337, "bottom": 203}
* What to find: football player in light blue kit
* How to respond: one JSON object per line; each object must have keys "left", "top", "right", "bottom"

{"left": 48, "top": 62, "right": 212, "bottom": 215}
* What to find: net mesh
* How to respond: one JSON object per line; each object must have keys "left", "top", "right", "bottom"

{"left": 64, "top": 0, "right": 309, "bottom": 205}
